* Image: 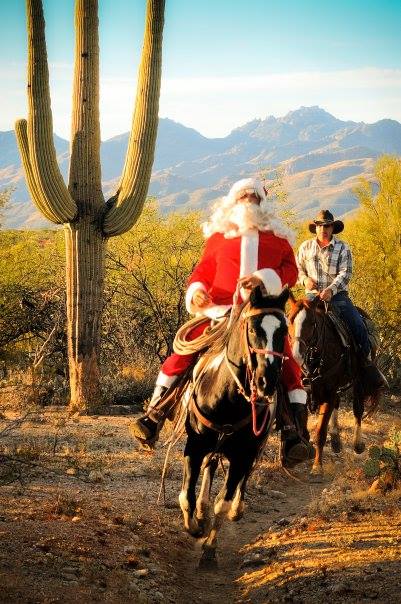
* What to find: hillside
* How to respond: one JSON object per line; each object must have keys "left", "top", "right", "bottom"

{"left": 1, "top": 106, "right": 401, "bottom": 228}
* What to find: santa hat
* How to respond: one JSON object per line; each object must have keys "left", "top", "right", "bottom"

{"left": 226, "top": 178, "right": 267, "bottom": 205}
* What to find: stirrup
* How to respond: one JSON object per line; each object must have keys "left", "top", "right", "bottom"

{"left": 282, "top": 440, "right": 315, "bottom": 468}
{"left": 129, "top": 417, "right": 159, "bottom": 448}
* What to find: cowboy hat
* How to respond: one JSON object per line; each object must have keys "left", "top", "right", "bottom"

{"left": 308, "top": 209, "right": 344, "bottom": 234}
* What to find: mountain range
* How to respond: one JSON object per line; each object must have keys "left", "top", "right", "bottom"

{"left": 1, "top": 106, "right": 401, "bottom": 229}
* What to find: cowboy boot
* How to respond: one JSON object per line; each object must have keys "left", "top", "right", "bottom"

{"left": 129, "top": 385, "right": 167, "bottom": 445}
{"left": 282, "top": 403, "right": 315, "bottom": 468}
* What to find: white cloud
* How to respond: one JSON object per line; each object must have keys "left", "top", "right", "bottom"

{"left": 2, "top": 67, "right": 401, "bottom": 139}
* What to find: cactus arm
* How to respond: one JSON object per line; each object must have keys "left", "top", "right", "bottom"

{"left": 69, "top": 0, "right": 104, "bottom": 209}
{"left": 15, "top": 118, "right": 63, "bottom": 224}
{"left": 102, "top": 0, "right": 165, "bottom": 237}
{"left": 25, "top": 0, "right": 77, "bottom": 223}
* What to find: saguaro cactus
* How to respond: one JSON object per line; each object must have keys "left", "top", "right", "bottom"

{"left": 15, "top": 0, "right": 165, "bottom": 413}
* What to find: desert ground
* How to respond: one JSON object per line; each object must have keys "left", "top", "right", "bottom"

{"left": 0, "top": 395, "right": 401, "bottom": 604}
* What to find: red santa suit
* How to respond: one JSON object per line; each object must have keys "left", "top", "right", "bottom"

{"left": 159, "top": 229, "right": 306, "bottom": 405}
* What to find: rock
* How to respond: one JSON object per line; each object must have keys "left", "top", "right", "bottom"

{"left": 66, "top": 468, "right": 76, "bottom": 476}
{"left": 124, "top": 545, "right": 135, "bottom": 554}
{"left": 267, "top": 489, "right": 286, "bottom": 498}
{"left": 89, "top": 470, "right": 104, "bottom": 483}
{"left": 134, "top": 568, "right": 149, "bottom": 578}
{"left": 71, "top": 516, "right": 81, "bottom": 522}
{"left": 330, "top": 582, "right": 348, "bottom": 594}
{"left": 124, "top": 555, "right": 140, "bottom": 569}
{"left": 277, "top": 518, "right": 290, "bottom": 526}
{"left": 154, "top": 591, "right": 164, "bottom": 601}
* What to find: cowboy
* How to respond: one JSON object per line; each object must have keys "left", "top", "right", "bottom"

{"left": 130, "top": 178, "right": 313, "bottom": 464}
{"left": 297, "top": 209, "right": 387, "bottom": 386}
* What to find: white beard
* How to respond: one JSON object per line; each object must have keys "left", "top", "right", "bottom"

{"left": 223, "top": 202, "right": 270, "bottom": 237}
{"left": 202, "top": 197, "right": 295, "bottom": 245}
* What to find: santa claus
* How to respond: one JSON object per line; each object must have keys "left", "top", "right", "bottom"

{"left": 130, "top": 178, "right": 312, "bottom": 465}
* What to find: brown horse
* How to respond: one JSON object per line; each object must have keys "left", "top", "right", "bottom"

{"left": 287, "top": 295, "right": 382, "bottom": 478}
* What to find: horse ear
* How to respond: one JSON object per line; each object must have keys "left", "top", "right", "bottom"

{"left": 250, "top": 285, "right": 264, "bottom": 307}
{"left": 276, "top": 285, "right": 290, "bottom": 309}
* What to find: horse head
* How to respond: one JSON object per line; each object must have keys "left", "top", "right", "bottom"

{"left": 240, "top": 285, "right": 289, "bottom": 397}
{"left": 288, "top": 294, "right": 326, "bottom": 368}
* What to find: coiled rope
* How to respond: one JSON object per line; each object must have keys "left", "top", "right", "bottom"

{"left": 173, "top": 285, "right": 243, "bottom": 356}
{"left": 172, "top": 315, "right": 229, "bottom": 355}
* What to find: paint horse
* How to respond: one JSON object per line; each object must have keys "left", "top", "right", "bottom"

{"left": 288, "top": 295, "right": 382, "bottom": 478}
{"left": 179, "top": 286, "right": 289, "bottom": 568}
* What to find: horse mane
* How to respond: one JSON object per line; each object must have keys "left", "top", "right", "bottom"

{"left": 288, "top": 295, "right": 326, "bottom": 322}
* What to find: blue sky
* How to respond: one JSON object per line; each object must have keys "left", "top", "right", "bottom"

{"left": 1, "top": 0, "right": 401, "bottom": 139}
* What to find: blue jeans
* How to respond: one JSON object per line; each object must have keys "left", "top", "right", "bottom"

{"left": 331, "top": 292, "right": 370, "bottom": 357}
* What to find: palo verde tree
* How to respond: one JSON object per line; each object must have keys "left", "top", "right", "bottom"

{"left": 15, "top": 0, "right": 165, "bottom": 413}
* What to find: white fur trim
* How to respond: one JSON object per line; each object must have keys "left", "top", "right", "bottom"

{"left": 288, "top": 389, "right": 307, "bottom": 405}
{"left": 240, "top": 231, "right": 259, "bottom": 277}
{"left": 202, "top": 305, "right": 231, "bottom": 320}
{"left": 253, "top": 268, "right": 282, "bottom": 296}
{"left": 240, "top": 231, "right": 259, "bottom": 300}
{"left": 155, "top": 371, "right": 178, "bottom": 389}
{"left": 228, "top": 178, "right": 266, "bottom": 204}
{"left": 185, "top": 281, "right": 206, "bottom": 314}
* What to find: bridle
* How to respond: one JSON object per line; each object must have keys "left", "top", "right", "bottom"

{"left": 223, "top": 305, "right": 287, "bottom": 436}
{"left": 290, "top": 301, "right": 346, "bottom": 395}
{"left": 241, "top": 306, "right": 289, "bottom": 361}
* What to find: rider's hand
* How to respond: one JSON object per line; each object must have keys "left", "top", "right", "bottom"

{"left": 192, "top": 289, "right": 211, "bottom": 309}
{"left": 304, "top": 277, "right": 317, "bottom": 290}
{"left": 238, "top": 275, "right": 265, "bottom": 292}
{"left": 319, "top": 288, "right": 333, "bottom": 302}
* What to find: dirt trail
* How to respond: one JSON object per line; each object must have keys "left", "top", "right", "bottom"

{"left": 171, "top": 473, "right": 323, "bottom": 604}
{"left": 0, "top": 402, "right": 401, "bottom": 603}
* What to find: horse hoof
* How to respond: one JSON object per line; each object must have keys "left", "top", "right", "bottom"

{"left": 310, "top": 467, "right": 324, "bottom": 483}
{"left": 185, "top": 525, "right": 204, "bottom": 539}
{"left": 195, "top": 517, "right": 210, "bottom": 538}
{"left": 199, "top": 550, "right": 218, "bottom": 571}
{"left": 330, "top": 433, "right": 342, "bottom": 453}
{"left": 354, "top": 441, "right": 366, "bottom": 454}
{"left": 228, "top": 510, "right": 243, "bottom": 522}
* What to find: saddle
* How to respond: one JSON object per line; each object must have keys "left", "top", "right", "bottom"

{"left": 327, "top": 306, "right": 379, "bottom": 358}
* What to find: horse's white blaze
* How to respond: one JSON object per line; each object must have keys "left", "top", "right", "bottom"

{"left": 260, "top": 315, "right": 281, "bottom": 362}
{"left": 292, "top": 308, "right": 307, "bottom": 365}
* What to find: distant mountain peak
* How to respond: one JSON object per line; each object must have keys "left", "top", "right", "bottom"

{"left": 281, "top": 105, "right": 339, "bottom": 125}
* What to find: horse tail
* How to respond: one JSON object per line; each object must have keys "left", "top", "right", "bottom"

{"left": 363, "top": 389, "right": 382, "bottom": 419}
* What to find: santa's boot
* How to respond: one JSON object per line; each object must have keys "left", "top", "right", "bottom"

{"left": 282, "top": 391, "right": 315, "bottom": 468}
{"left": 129, "top": 373, "right": 177, "bottom": 447}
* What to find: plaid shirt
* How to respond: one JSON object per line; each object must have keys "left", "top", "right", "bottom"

{"left": 296, "top": 237, "right": 352, "bottom": 295}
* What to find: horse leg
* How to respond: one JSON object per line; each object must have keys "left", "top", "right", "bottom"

{"left": 179, "top": 438, "right": 207, "bottom": 538}
{"left": 227, "top": 472, "right": 249, "bottom": 521}
{"left": 353, "top": 381, "right": 365, "bottom": 454}
{"left": 329, "top": 399, "right": 342, "bottom": 453}
{"left": 311, "top": 402, "right": 333, "bottom": 479}
{"left": 195, "top": 456, "right": 218, "bottom": 537}
{"left": 200, "top": 455, "right": 252, "bottom": 569}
